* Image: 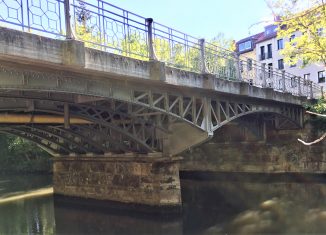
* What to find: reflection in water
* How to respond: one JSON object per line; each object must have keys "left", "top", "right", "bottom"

{"left": 0, "top": 187, "right": 53, "bottom": 204}
{"left": 0, "top": 195, "right": 56, "bottom": 234}
{"left": 54, "top": 201, "right": 182, "bottom": 235}
{"left": 0, "top": 174, "right": 326, "bottom": 234}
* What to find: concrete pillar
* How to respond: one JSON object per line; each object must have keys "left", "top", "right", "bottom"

{"left": 146, "top": 18, "right": 157, "bottom": 61}
{"left": 64, "top": 0, "right": 73, "bottom": 39}
{"left": 53, "top": 153, "right": 182, "bottom": 210}
{"left": 199, "top": 38, "right": 207, "bottom": 74}
{"left": 261, "top": 63, "right": 266, "bottom": 88}
{"left": 309, "top": 81, "right": 313, "bottom": 99}
{"left": 282, "top": 70, "right": 286, "bottom": 92}
{"left": 297, "top": 76, "right": 301, "bottom": 96}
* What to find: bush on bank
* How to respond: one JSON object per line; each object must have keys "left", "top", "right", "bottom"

{"left": 0, "top": 134, "right": 51, "bottom": 174}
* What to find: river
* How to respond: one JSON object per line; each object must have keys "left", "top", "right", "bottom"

{"left": 0, "top": 173, "right": 326, "bottom": 234}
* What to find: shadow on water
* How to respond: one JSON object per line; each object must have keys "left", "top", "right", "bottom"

{"left": 0, "top": 173, "right": 326, "bottom": 234}
{"left": 54, "top": 197, "right": 183, "bottom": 235}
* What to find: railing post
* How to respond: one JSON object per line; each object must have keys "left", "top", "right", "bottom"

{"left": 298, "top": 76, "right": 301, "bottom": 96}
{"left": 309, "top": 81, "right": 313, "bottom": 99}
{"left": 261, "top": 63, "right": 266, "bottom": 88}
{"left": 64, "top": 0, "right": 73, "bottom": 39}
{"left": 199, "top": 38, "right": 207, "bottom": 74}
{"left": 146, "top": 18, "right": 157, "bottom": 61}
{"left": 321, "top": 86, "right": 324, "bottom": 99}
{"left": 282, "top": 70, "right": 286, "bottom": 92}
{"left": 233, "top": 52, "right": 242, "bottom": 81}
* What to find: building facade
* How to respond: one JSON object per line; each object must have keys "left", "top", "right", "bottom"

{"left": 236, "top": 24, "right": 325, "bottom": 88}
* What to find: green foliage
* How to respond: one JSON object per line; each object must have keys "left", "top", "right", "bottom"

{"left": 305, "top": 98, "right": 326, "bottom": 130}
{"left": 0, "top": 134, "right": 51, "bottom": 173}
{"left": 205, "top": 35, "right": 237, "bottom": 79}
{"left": 74, "top": 4, "right": 235, "bottom": 73}
{"left": 269, "top": 0, "right": 326, "bottom": 66}
{"left": 75, "top": 23, "right": 104, "bottom": 49}
{"left": 121, "top": 33, "right": 149, "bottom": 60}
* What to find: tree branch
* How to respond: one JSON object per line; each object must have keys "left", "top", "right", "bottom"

{"left": 298, "top": 132, "right": 326, "bottom": 145}
{"left": 306, "top": 110, "right": 326, "bottom": 117}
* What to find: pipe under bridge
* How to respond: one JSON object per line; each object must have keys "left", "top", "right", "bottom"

{"left": 0, "top": 0, "right": 322, "bottom": 209}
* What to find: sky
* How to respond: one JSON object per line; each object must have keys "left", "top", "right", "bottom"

{"left": 106, "top": 0, "right": 275, "bottom": 41}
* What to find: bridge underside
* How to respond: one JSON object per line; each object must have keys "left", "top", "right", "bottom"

{"left": 0, "top": 90, "right": 302, "bottom": 156}
{"left": 0, "top": 89, "right": 303, "bottom": 208}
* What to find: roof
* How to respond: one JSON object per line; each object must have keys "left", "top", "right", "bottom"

{"left": 236, "top": 32, "right": 264, "bottom": 44}
{"left": 235, "top": 32, "right": 264, "bottom": 53}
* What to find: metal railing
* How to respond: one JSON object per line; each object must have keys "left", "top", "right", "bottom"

{"left": 0, "top": 0, "right": 323, "bottom": 99}
{"left": 0, "top": 0, "right": 66, "bottom": 37}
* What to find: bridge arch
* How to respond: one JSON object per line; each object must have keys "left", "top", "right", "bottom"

{"left": 0, "top": 97, "right": 167, "bottom": 154}
{"left": 0, "top": 64, "right": 303, "bottom": 136}
{"left": 211, "top": 110, "right": 301, "bottom": 133}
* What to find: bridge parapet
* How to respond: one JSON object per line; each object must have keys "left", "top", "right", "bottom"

{"left": 0, "top": 26, "right": 309, "bottom": 107}
{"left": 0, "top": 0, "right": 323, "bottom": 99}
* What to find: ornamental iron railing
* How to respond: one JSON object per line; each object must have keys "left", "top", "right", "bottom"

{"left": 0, "top": 0, "right": 323, "bottom": 99}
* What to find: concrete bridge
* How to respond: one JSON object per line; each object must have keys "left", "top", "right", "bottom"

{"left": 0, "top": 0, "right": 323, "bottom": 209}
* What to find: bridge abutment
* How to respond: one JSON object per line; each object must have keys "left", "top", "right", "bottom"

{"left": 53, "top": 153, "right": 182, "bottom": 210}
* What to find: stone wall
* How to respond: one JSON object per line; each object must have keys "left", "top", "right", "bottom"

{"left": 181, "top": 120, "right": 326, "bottom": 174}
{"left": 53, "top": 154, "right": 182, "bottom": 208}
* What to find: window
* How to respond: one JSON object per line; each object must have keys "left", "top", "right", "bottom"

{"left": 268, "top": 63, "right": 273, "bottom": 78}
{"left": 289, "top": 34, "right": 295, "bottom": 42}
{"left": 260, "top": 46, "right": 265, "bottom": 60}
{"left": 317, "top": 28, "right": 324, "bottom": 36}
{"left": 239, "top": 61, "right": 243, "bottom": 72}
{"left": 278, "top": 59, "right": 284, "bottom": 70}
{"left": 267, "top": 44, "right": 272, "bottom": 58}
{"left": 247, "top": 58, "right": 253, "bottom": 71}
{"left": 277, "top": 39, "right": 283, "bottom": 50}
{"left": 289, "top": 34, "right": 297, "bottom": 46}
{"left": 239, "top": 41, "right": 252, "bottom": 52}
{"left": 318, "top": 71, "right": 325, "bottom": 83}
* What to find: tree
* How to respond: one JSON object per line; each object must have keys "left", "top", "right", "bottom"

{"left": 205, "top": 33, "right": 237, "bottom": 79}
{"left": 298, "top": 98, "right": 326, "bottom": 145}
{"left": 266, "top": 0, "right": 326, "bottom": 66}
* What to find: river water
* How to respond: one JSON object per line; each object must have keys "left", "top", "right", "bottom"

{"left": 0, "top": 174, "right": 326, "bottom": 234}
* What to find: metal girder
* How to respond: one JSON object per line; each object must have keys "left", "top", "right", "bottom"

{"left": 0, "top": 128, "right": 65, "bottom": 155}
{"left": 9, "top": 126, "right": 77, "bottom": 154}
{"left": 48, "top": 126, "right": 106, "bottom": 154}
{"left": 66, "top": 124, "right": 142, "bottom": 153}
{"left": 209, "top": 100, "right": 302, "bottom": 131}
{"left": 0, "top": 97, "right": 163, "bottom": 153}
{"left": 22, "top": 125, "right": 90, "bottom": 153}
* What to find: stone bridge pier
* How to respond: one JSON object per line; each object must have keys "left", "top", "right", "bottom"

{"left": 53, "top": 154, "right": 182, "bottom": 209}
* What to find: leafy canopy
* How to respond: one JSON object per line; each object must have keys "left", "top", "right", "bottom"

{"left": 267, "top": 0, "right": 326, "bottom": 66}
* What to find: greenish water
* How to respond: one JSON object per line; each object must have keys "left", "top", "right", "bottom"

{"left": 0, "top": 174, "right": 326, "bottom": 234}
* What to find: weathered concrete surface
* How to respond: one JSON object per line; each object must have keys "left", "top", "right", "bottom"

{"left": 53, "top": 153, "right": 182, "bottom": 207}
{"left": 181, "top": 119, "right": 326, "bottom": 174}
{"left": 0, "top": 26, "right": 306, "bottom": 105}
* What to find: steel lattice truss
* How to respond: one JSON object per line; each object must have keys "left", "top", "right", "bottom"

{"left": 132, "top": 89, "right": 303, "bottom": 133}
{"left": 0, "top": 97, "right": 167, "bottom": 155}
{"left": 0, "top": 90, "right": 303, "bottom": 156}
